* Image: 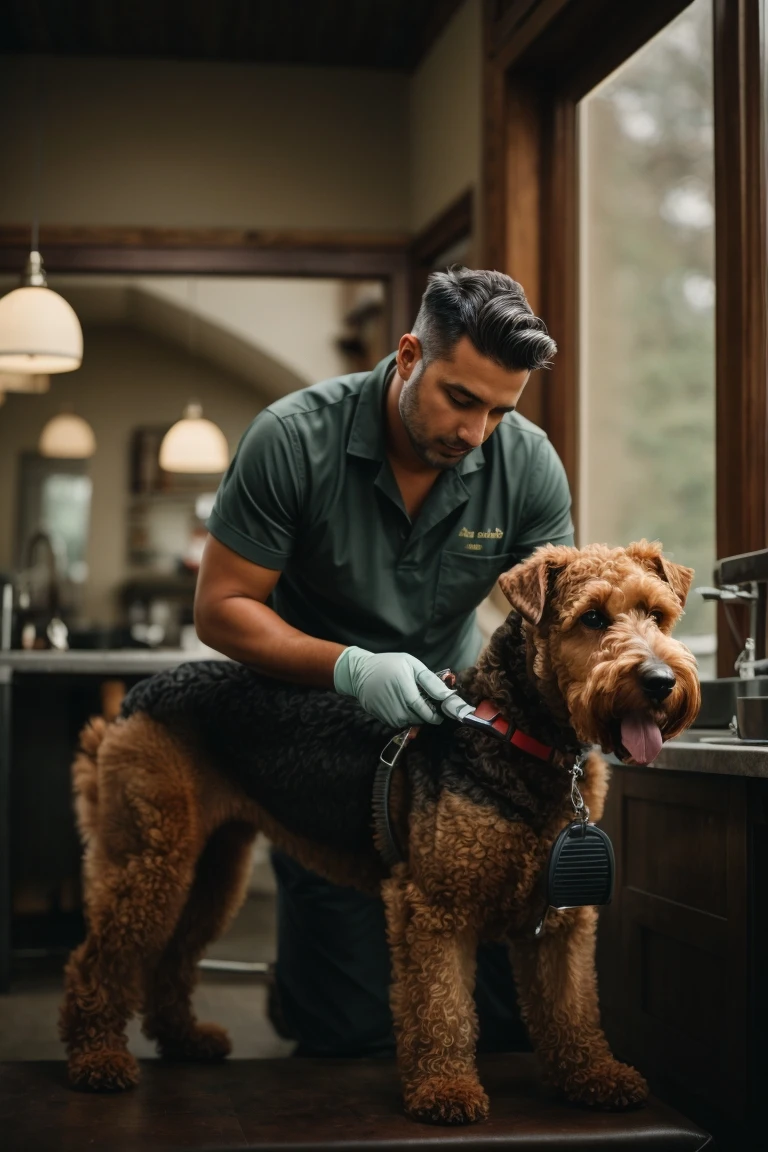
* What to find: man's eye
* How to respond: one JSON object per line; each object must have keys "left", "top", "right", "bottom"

{"left": 448, "top": 394, "right": 472, "bottom": 409}
{"left": 581, "top": 609, "right": 610, "bottom": 630}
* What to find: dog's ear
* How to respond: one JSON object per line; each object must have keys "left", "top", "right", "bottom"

{"left": 498, "top": 547, "right": 566, "bottom": 625}
{"left": 626, "top": 539, "right": 694, "bottom": 608}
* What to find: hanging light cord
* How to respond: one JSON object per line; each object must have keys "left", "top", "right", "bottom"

{"left": 31, "top": 63, "right": 45, "bottom": 254}
{"left": 187, "top": 276, "right": 198, "bottom": 358}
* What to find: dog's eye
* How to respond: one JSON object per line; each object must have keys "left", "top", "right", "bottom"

{"left": 581, "top": 609, "right": 609, "bottom": 631}
{"left": 650, "top": 610, "right": 664, "bottom": 626}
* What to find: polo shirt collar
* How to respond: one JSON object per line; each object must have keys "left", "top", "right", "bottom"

{"left": 454, "top": 443, "right": 485, "bottom": 477}
{"left": 346, "top": 353, "right": 397, "bottom": 461}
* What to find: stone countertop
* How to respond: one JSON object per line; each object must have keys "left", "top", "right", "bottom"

{"left": 0, "top": 648, "right": 228, "bottom": 677}
{"left": 610, "top": 729, "right": 768, "bottom": 779}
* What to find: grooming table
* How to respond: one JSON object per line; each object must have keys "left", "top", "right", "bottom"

{"left": 0, "top": 1054, "right": 712, "bottom": 1151}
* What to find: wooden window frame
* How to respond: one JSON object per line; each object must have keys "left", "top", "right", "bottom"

{"left": 0, "top": 225, "right": 412, "bottom": 351}
{"left": 482, "top": 0, "right": 767, "bottom": 672}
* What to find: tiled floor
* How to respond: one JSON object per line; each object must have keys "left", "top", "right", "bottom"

{"left": 0, "top": 893, "right": 295, "bottom": 1062}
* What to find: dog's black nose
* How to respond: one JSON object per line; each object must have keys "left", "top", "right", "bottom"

{"left": 639, "top": 661, "right": 676, "bottom": 702}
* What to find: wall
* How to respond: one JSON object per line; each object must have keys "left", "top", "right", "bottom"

{"left": 132, "top": 277, "right": 351, "bottom": 387}
{"left": 0, "top": 325, "right": 262, "bottom": 622}
{"left": 23, "top": 274, "right": 353, "bottom": 396}
{"left": 0, "top": 7, "right": 484, "bottom": 241}
{"left": 0, "top": 56, "right": 410, "bottom": 231}
{"left": 408, "top": 0, "right": 483, "bottom": 238}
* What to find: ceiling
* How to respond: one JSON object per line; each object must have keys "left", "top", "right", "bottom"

{"left": 0, "top": 0, "right": 465, "bottom": 71}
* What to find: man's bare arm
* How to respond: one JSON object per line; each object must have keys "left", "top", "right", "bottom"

{"left": 193, "top": 535, "right": 344, "bottom": 687}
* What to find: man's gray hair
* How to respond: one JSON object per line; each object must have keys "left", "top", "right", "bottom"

{"left": 412, "top": 267, "right": 557, "bottom": 372}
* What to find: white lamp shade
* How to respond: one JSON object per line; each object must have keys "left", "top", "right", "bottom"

{"left": 39, "top": 412, "right": 96, "bottom": 458}
{"left": 159, "top": 406, "right": 229, "bottom": 473}
{"left": 0, "top": 286, "right": 83, "bottom": 373}
{"left": 0, "top": 371, "right": 50, "bottom": 393}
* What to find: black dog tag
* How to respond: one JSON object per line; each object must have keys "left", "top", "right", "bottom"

{"left": 547, "top": 820, "right": 615, "bottom": 907}
{"left": 536, "top": 821, "right": 615, "bottom": 935}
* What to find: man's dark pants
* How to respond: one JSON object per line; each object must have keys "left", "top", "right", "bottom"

{"left": 270, "top": 849, "right": 531, "bottom": 1057}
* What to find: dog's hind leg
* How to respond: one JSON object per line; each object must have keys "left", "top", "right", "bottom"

{"left": 60, "top": 716, "right": 201, "bottom": 1091}
{"left": 141, "top": 819, "right": 257, "bottom": 1061}
{"left": 508, "top": 906, "right": 649, "bottom": 1109}
{"left": 383, "top": 872, "right": 489, "bottom": 1126}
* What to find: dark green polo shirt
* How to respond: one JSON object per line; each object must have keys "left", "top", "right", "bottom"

{"left": 208, "top": 353, "right": 573, "bottom": 672}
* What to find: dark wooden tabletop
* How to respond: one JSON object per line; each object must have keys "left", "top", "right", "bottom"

{"left": 0, "top": 1053, "right": 713, "bottom": 1151}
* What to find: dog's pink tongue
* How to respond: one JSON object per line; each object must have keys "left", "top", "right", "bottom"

{"left": 620, "top": 714, "right": 663, "bottom": 765}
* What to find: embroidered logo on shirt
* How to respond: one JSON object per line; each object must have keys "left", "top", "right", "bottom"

{"left": 458, "top": 526, "right": 504, "bottom": 552}
{"left": 458, "top": 526, "right": 504, "bottom": 540}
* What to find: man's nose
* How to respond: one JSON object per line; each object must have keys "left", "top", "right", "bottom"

{"left": 458, "top": 415, "right": 487, "bottom": 447}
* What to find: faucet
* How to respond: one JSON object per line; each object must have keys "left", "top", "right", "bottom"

{"left": 697, "top": 583, "right": 759, "bottom": 678}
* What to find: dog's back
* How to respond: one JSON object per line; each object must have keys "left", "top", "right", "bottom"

{"left": 120, "top": 660, "right": 394, "bottom": 853}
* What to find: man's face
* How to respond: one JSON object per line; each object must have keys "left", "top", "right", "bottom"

{"left": 396, "top": 334, "right": 529, "bottom": 470}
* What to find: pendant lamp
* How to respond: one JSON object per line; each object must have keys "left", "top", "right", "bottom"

{"left": 158, "top": 280, "right": 229, "bottom": 474}
{"left": 39, "top": 408, "right": 96, "bottom": 459}
{"left": 159, "top": 402, "right": 229, "bottom": 473}
{"left": 0, "top": 253, "right": 83, "bottom": 373}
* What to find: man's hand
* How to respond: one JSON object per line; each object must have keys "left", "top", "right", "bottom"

{"left": 333, "top": 647, "right": 460, "bottom": 729}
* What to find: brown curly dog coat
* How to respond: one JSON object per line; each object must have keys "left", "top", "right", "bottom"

{"left": 59, "top": 540, "right": 700, "bottom": 1125}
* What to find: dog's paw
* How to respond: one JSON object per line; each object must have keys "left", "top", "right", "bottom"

{"left": 157, "top": 1022, "right": 232, "bottom": 1062}
{"left": 405, "top": 1076, "right": 490, "bottom": 1126}
{"left": 68, "top": 1049, "right": 140, "bottom": 1092}
{"left": 564, "top": 1060, "right": 648, "bottom": 1110}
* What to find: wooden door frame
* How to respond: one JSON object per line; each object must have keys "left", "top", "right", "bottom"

{"left": 0, "top": 225, "right": 412, "bottom": 350}
{"left": 482, "top": 0, "right": 767, "bottom": 672}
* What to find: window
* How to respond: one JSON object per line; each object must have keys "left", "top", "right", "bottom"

{"left": 16, "top": 454, "right": 92, "bottom": 589}
{"left": 579, "top": 0, "right": 715, "bottom": 674}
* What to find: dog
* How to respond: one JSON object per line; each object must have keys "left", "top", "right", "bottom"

{"left": 59, "top": 540, "right": 700, "bottom": 1125}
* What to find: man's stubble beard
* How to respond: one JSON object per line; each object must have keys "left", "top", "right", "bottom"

{"left": 398, "top": 362, "right": 458, "bottom": 472}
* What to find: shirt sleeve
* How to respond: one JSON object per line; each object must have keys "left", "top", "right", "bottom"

{"left": 511, "top": 436, "right": 575, "bottom": 561}
{"left": 206, "top": 410, "right": 303, "bottom": 570}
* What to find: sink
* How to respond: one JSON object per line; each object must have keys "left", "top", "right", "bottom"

{"left": 671, "top": 728, "right": 734, "bottom": 744}
{"left": 694, "top": 676, "right": 768, "bottom": 729}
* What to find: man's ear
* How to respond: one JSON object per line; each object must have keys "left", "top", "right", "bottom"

{"left": 625, "top": 540, "right": 694, "bottom": 608}
{"left": 498, "top": 546, "right": 569, "bottom": 625}
{"left": 396, "top": 333, "right": 422, "bottom": 381}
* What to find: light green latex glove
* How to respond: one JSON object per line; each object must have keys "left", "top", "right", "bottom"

{"left": 333, "top": 646, "right": 458, "bottom": 729}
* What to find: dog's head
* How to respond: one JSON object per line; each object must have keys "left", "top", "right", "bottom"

{"left": 498, "top": 540, "right": 701, "bottom": 765}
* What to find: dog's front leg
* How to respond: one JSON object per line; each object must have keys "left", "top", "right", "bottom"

{"left": 382, "top": 872, "right": 488, "bottom": 1126}
{"left": 508, "top": 905, "right": 648, "bottom": 1109}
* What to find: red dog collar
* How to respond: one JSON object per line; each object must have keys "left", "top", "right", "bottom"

{"left": 472, "top": 700, "right": 555, "bottom": 763}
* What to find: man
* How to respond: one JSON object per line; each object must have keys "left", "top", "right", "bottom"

{"left": 195, "top": 267, "right": 574, "bottom": 1057}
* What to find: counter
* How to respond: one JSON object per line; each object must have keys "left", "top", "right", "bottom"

{"left": 0, "top": 647, "right": 227, "bottom": 992}
{"left": 611, "top": 729, "right": 768, "bottom": 778}
{"left": 0, "top": 647, "right": 227, "bottom": 678}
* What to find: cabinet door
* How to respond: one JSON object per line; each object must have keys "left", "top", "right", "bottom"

{"left": 597, "top": 767, "right": 748, "bottom": 1132}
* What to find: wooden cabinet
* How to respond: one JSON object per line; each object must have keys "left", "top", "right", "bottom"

{"left": 596, "top": 766, "right": 757, "bottom": 1149}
